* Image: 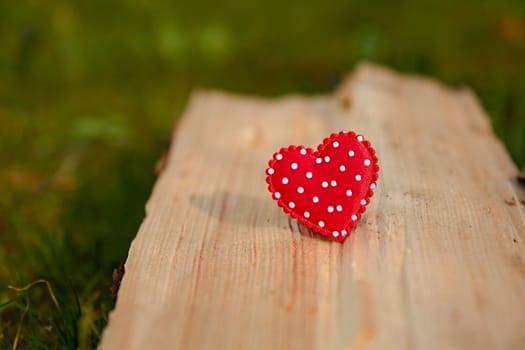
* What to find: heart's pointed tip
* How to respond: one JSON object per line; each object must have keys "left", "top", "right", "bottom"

{"left": 337, "top": 236, "right": 348, "bottom": 243}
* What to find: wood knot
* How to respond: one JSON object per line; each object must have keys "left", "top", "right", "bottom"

{"left": 518, "top": 168, "right": 525, "bottom": 184}
{"left": 339, "top": 94, "right": 353, "bottom": 110}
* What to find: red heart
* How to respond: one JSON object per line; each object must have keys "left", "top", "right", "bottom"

{"left": 266, "top": 131, "right": 379, "bottom": 242}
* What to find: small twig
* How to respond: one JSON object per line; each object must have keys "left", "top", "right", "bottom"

{"left": 8, "top": 279, "right": 60, "bottom": 311}
{"left": 111, "top": 260, "right": 126, "bottom": 304}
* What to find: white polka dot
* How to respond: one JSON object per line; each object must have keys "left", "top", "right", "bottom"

{"left": 316, "top": 157, "right": 322, "bottom": 164}
{"left": 327, "top": 206, "right": 334, "bottom": 213}
{"left": 304, "top": 211, "right": 310, "bottom": 218}
{"left": 331, "top": 180, "right": 337, "bottom": 187}
{"left": 322, "top": 181, "right": 329, "bottom": 188}
{"left": 346, "top": 189, "right": 353, "bottom": 197}
{"left": 291, "top": 162, "right": 298, "bottom": 170}
{"left": 267, "top": 168, "right": 274, "bottom": 175}
{"left": 360, "top": 199, "right": 367, "bottom": 206}
{"left": 306, "top": 172, "right": 313, "bottom": 179}
{"left": 336, "top": 205, "right": 343, "bottom": 212}
{"left": 312, "top": 196, "right": 319, "bottom": 203}
{"left": 351, "top": 214, "right": 358, "bottom": 221}
{"left": 297, "top": 186, "right": 304, "bottom": 194}
{"left": 370, "top": 183, "right": 376, "bottom": 189}
{"left": 355, "top": 174, "right": 362, "bottom": 181}
{"left": 300, "top": 148, "right": 307, "bottom": 155}
{"left": 339, "top": 165, "right": 346, "bottom": 172}
{"left": 341, "top": 229, "right": 348, "bottom": 237}
{"left": 333, "top": 141, "right": 339, "bottom": 148}
{"left": 276, "top": 153, "right": 283, "bottom": 160}
{"left": 282, "top": 177, "right": 289, "bottom": 184}
{"left": 274, "top": 192, "right": 281, "bottom": 199}
{"left": 364, "top": 159, "right": 371, "bottom": 166}
{"left": 348, "top": 150, "right": 355, "bottom": 157}
{"left": 289, "top": 202, "right": 295, "bottom": 209}
{"left": 318, "top": 221, "right": 325, "bottom": 227}
{"left": 357, "top": 135, "right": 364, "bottom": 142}
{"left": 324, "top": 156, "right": 330, "bottom": 163}
{"left": 333, "top": 231, "right": 339, "bottom": 237}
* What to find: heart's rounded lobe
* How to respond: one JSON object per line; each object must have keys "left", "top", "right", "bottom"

{"left": 266, "top": 131, "right": 379, "bottom": 242}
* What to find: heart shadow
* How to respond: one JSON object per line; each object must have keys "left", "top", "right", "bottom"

{"left": 188, "top": 191, "right": 336, "bottom": 242}
{"left": 188, "top": 191, "right": 279, "bottom": 228}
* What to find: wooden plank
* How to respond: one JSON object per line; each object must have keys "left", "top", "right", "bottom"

{"left": 99, "top": 64, "right": 525, "bottom": 350}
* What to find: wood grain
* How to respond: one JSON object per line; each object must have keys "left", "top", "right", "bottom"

{"left": 99, "top": 64, "right": 525, "bottom": 350}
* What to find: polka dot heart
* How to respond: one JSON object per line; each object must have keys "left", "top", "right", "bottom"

{"left": 266, "top": 131, "right": 379, "bottom": 242}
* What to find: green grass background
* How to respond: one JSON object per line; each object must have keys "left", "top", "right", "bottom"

{"left": 1, "top": 0, "right": 524, "bottom": 348}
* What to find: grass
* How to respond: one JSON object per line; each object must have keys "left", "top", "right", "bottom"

{"left": 1, "top": 0, "right": 524, "bottom": 348}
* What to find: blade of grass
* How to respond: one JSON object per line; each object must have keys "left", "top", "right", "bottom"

{"left": 12, "top": 302, "right": 29, "bottom": 350}
{"left": 8, "top": 279, "right": 60, "bottom": 311}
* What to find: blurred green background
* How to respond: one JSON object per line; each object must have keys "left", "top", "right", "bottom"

{"left": 1, "top": 0, "right": 524, "bottom": 348}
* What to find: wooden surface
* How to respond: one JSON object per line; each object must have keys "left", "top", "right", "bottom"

{"left": 99, "top": 64, "right": 525, "bottom": 350}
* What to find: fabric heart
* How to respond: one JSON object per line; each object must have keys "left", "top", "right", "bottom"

{"left": 266, "top": 131, "right": 379, "bottom": 242}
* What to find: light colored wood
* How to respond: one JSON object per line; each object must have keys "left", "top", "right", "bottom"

{"left": 99, "top": 64, "right": 525, "bottom": 350}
